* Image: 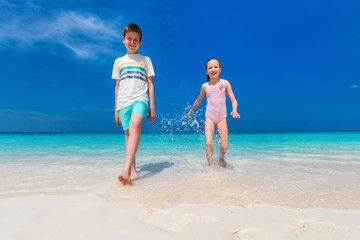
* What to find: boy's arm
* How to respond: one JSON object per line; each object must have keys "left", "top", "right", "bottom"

{"left": 224, "top": 80, "right": 240, "bottom": 119}
{"left": 186, "top": 84, "right": 206, "bottom": 118}
{"left": 114, "top": 79, "right": 121, "bottom": 126}
{"left": 147, "top": 76, "right": 156, "bottom": 124}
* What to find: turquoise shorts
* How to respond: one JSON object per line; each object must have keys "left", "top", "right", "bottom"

{"left": 118, "top": 101, "right": 147, "bottom": 130}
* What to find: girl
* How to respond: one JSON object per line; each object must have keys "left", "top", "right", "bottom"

{"left": 186, "top": 58, "right": 240, "bottom": 167}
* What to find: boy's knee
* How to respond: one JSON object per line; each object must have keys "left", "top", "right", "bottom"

{"left": 129, "top": 118, "right": 143, "bottom": 129}
{"left": 124, "top": 129, "right": 130, "bottom": 136}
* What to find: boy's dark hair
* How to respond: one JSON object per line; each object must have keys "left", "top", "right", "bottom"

{"left": 123, "top": 23, "right": 142, "bottom": 40}
{"left": 206, "top": 58, "right": 221, "bottom": 82}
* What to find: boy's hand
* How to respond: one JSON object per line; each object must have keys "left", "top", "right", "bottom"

{"left": 147, "top": 108, "right": 156, "bottom": 124}
{"left": 115, "top": 111, "right": 121, "bottom": 126}
{"left": 231, "top": 111, "right": 240, "bottom": 119}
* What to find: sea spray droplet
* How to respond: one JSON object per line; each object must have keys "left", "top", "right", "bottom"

{"left": 190, "top": 119, "right": 199, "bottom": 129}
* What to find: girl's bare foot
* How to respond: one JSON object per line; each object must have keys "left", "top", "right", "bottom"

{"left": 219, "top": 159, "right": 227, "bottom": 168}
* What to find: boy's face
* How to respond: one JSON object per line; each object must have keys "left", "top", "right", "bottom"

{"left": 122, "top": 31, "right": 142, "bottom": 54}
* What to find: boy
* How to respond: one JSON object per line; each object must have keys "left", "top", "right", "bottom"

{"left": 112, "top": 23, "right": 156, "bottom": 185}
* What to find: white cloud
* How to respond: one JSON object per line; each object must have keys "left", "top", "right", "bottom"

{"left": 0, "top": 1, "right": 122, "bottom": 59}
{"left": 350, "top": 84, "right": 358, "bottom": 88}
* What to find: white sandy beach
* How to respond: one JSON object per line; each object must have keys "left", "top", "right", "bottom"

{"left": 1, "top": 192, "right": 360, "bottom": 240}
{"left": 1, "top": 132, "right": 360, "bottom": 239}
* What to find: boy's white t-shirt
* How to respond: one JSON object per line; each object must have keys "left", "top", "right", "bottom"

{"left": 112, "top": 54, "right": 155, "bottom": 111}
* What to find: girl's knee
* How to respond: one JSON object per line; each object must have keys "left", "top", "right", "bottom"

{"left": 221, "top": 145, "right": 228, "bottom": 153}
{"left": 206, "top": 142, "right": 214, "bottom": 149}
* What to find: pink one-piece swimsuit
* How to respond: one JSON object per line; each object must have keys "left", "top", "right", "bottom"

{"left": 205, "top": 81, "right": 227, "bottom": 124}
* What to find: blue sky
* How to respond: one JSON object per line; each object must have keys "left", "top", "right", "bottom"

{"left": 0, "top": 0, "right": 359, "bottom": 132}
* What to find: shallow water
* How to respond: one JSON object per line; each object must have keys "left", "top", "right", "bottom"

{"left": 1, "top": 132, "right": 359, "bottom": 209}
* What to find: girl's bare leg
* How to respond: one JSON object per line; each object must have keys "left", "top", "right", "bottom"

{"left": 217, "top": 118, "right": 228, "bottom": 167}
{"left": 205, "top": 117, "right": 215, "bottom": 167}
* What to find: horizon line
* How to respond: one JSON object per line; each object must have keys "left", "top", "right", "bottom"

{"left": 1, "top": 130, "right": 359, "bottom": 134}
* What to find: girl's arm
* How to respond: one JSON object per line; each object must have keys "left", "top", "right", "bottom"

{"left": 186, "top": 84, "right": 206, "bottom": 118}
{"left": 147, "top": 76, "right": 156, "bottom": 124}
{"left": 114, "top": 79, "right": 121, "bottom": 126}
{"left": 224, "top": 80, "right": 240, "bottom": 119}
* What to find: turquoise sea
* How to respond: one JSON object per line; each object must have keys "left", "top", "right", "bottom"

{"left": 1, "top": 132, "right": 360, "bottom": 209}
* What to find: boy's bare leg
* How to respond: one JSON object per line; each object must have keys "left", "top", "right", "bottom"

{"left": 124, "top": 131, "right": 138, "bottom": 179}
{"left": 130, "top": 161, "right": 137, "bottom": 178}
{"left": 217, "top": 118, "right": 228, "bottom": 167}
{"left": 122, "top": 113, "right": 143, "bottom": 179}
{"left": 205, "top": 117, "right": 215, "bottom": 167}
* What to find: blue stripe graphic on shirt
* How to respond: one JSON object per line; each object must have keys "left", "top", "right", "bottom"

{"left": 119, "top": 63, "right": 147, "bottom": 82}
{"left": 120, "top": 66, "right": 146, "bottom": 74}
{"left": 121, "top": 70, "right": 146, "bottom": 78}
{"left": 121, "top": 74, "right": 147, "bottom": 82}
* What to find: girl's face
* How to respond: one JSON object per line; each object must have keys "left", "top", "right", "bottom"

{"left": 206, "top": 59, "right": 221, "bottom": 79}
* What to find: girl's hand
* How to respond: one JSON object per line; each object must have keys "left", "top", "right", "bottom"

{"left": 231, "top": 111, "right": 240, "bottom": 119}
{"left": 115, "top": 111, "right": 121, "bottom": 126}
{"left": 185, "top": 111, "right": 192, "bottom": 118}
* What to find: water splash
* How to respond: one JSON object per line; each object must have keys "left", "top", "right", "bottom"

{"left": 189, "top": 119, "right": 199, "bottom": 128}
{"left": 148, "top": 104, "right": 205, "bottom": 134}
{"left": 143, "top": 104, "right": 208, "bottom": 163}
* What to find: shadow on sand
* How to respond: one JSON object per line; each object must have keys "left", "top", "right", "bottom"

{"left": 135, "top": 162, "right": 175, "bottom": 180}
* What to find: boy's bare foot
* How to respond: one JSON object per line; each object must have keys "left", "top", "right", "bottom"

{"left": 118, "top": 175, "right": 132, "bottom": 185}
{"left": 130, "top": 169, "right": 138, "bottom": 179}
